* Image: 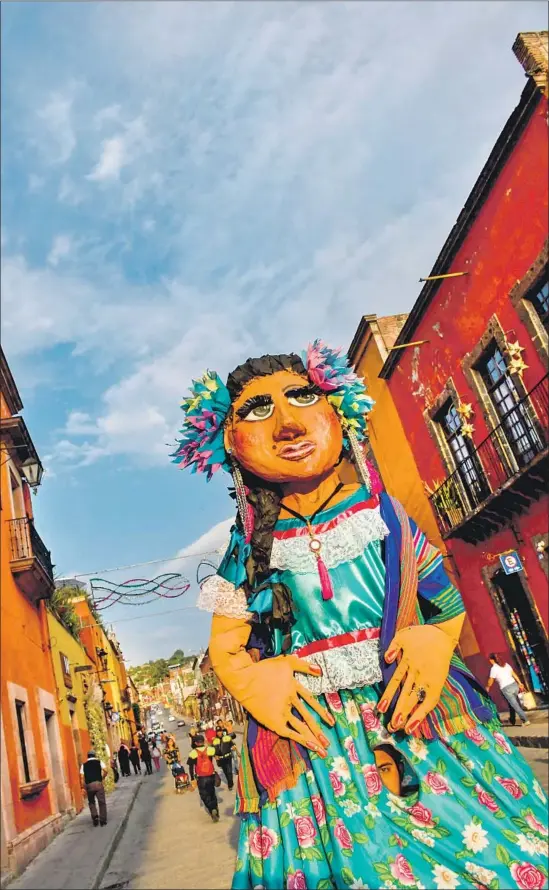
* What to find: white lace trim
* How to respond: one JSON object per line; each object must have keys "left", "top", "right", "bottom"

{"left": 197, "top": 575, "right": 251, "bottom": 619}
{"left": 271, "top": 506, "right": 389, "bottom": 574}
{"left": 296, "top": 638, "right": 382, "bottom": 694}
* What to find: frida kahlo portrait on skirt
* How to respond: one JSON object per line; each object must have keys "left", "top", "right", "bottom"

{"left": 173, "top": 342, "right": 548, "bottom": 890}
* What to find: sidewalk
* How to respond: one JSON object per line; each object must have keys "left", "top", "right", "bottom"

{"left": 501, "top": 708, "right": 548, "bottom": 749}
{"left": 5, "top": 777, "right": 143, "bottom": 890}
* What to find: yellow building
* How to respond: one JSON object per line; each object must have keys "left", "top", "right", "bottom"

{"left": 347, "top": 314, "right": 481, "bottom": 673}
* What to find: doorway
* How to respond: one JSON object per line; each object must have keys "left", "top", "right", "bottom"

{"left": 491, "top": 570, "right": 549, "bottom": 698}
{"left": 44, "top": 709, "right": 66, "bottom": 812}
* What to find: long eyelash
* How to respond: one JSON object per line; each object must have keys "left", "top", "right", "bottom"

{"left": 236, "top": 394, "right": 272, "bottom": 419}
{"left": 285, "top": 384, "right": 324, "bottom": 398}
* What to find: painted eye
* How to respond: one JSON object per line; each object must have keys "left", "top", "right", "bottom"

{"left": 243, "top": 403, "right": 275, "bottom": 422}
{"left": 287, "top": 392, "right": 320, "bottom": 407}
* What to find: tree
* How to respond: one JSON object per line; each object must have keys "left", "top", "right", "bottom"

{"left": 169, "top": 648, "right": 185, "bottom": 664}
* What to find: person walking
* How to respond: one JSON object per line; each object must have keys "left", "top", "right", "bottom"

{"left": 151, "top": 742, "right": 162, "bottom": 772}
{"left": 139, "top": 735, "right": 153, "bottom": 775}
{"left": 118, "top": 742, "right": 131, "bottom": 777}
{"left": 204, "top": 722, "right": 216, "bottom": 745}
{"left": 129, "top": 743, "right": 142, "bottom": 775}
{"left": 187, "top": 734, "right": 220, "bottom": 822}
{"left": 213, "top": 726, "right": 236, "bottom": 790}
{"left": 487, "top": 653, "right": 531, "bottom": 726}
{"left": 163, "top": 736, "right": 181, "bottom": 768}
{"left": 80, "top": 750, "right": 108, "bottom": 827}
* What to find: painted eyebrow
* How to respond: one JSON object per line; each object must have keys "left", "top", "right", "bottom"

{"left": 235, "top": 393, "right": 273, "bottom": 419}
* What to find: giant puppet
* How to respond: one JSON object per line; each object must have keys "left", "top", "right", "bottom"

{"left": 174, "top": 343, "right": 548, "bottom": 890}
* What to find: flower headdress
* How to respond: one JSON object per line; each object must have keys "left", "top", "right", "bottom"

{"left": 172, "top": 340, "right": 374, "bottom": 480}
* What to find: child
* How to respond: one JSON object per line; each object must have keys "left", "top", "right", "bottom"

{"left": 187, "top": 733, "right": 220, "bottom": 822}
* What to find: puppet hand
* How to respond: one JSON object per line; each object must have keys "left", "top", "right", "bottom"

{"left": 237, "top": 655, "right": 335, "bottom": 755}
{"left": 377, "top": 625, "right": 456, "bottom": 734}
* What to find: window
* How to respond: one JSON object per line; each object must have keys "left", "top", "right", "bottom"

{"left": 436, "top": 401, "right": 489, "bottom": 505}
{"left": 527, "top": 274, "right": 549, "bottom": 331}
{"left": 60, "top": 653, "right": 72, "bottom": 688}
{"left": 479, "top": 345, "right": 543, "bottom": 466}
{"left": 15, "top": 700, "right": 31, "bottom": 783}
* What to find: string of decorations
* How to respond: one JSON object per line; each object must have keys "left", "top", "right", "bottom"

{"left": 89, "top": 573, "right": 191, "bottom": 611}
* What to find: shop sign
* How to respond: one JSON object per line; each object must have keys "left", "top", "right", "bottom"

{"left": 499, "top": 551, "right": 523, "bottom": 575}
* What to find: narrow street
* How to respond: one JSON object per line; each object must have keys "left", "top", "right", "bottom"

{"left": 99, "top": 726, "right": 239, "bottom": 890}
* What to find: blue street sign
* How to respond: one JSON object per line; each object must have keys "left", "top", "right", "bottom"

{"left": 499, "top": 551, "right": 524, "bottom": 575}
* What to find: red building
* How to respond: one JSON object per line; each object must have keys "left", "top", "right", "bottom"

{"left": 379, "top": 32, "right": 548, "bottom": 703}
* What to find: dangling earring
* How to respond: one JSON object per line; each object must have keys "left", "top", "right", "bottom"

{"left": 228, "top": 453, "right": 254, "bottom": 542}
{"left": 343, "top": 422, "right": 372, "bottom": 495}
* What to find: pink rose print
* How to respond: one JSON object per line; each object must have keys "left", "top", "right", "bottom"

{"left": 360, "top": 704, "right": 381, "bottom": 732}
{"left": 425, "top": 771, "right": 450, "bottom": 795}
{"left": 294, "top": 816, "right": 317, "bottom": 849}
{"left": 311, "top": 795, "right": 326, "bottom": 827}
{"left": 329, "top": 771, "right": 346, "bottom": 797}
{"left": 475, "top": 784, "right": 499, "bottom": 812}
{"left": 510, "top": 863, "right": 546, "bottom": 890}
{"left": 334, "top": 819, "right": 353, "bottom": 851}
{"left": 325, "top": 692, "right": 343, "bottom": 713}
{"left": 344, "top": 737, "right": 360, "bottom": 765}
{"left": 363, "top": 764, "right": 383, "bottom": 797}
{"left": 495, "top": 776, "right": 524, "bottom": 799}
{"left": 464, "top": 727, "right": 485, "bottom": 746}
{"left": 390, "top": 853, "right": 417, "bottom": 887}
{"left": 408, "top": 802, "right": 435, "bottom": 828}
{"left": 525, "top": 812, "right": 548, "bottom": 837}
{"left": 287, "top": 871, "right": 307, "bottom": 890}
{"left": 493, "top": 731, "right": 512, "bottom": 754}
{"left": 248, "top": 826, "right": 278, "bottom": 859}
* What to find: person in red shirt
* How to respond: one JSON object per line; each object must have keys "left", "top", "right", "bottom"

{"left": 204, "top": 722, "right": 217, "bottom": 744}
{"left": 187, "top": 734, "right": 219, "bottom": 821}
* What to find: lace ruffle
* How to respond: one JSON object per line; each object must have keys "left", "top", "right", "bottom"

{"left": 271, "top": 507, "right": 389, "bottom": 574}
{"left": 295, "top": 638, "right": 382, "bottom": 694}
{"left": 197, "top": 575, "right": 251, "bottom": 619}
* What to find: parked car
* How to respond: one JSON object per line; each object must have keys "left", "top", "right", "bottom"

{"left": 177, "top": 720, "right": 186, "bottom": 727}
{"left": 168, "top": 715, "right": 176, "bottom": 722}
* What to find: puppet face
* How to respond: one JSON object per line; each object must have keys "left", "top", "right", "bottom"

{"left": 373, "top": 747, "right": 402, "bottom": 796}
{"left": 225, "top": 370, "right": 343, "bottom": 484}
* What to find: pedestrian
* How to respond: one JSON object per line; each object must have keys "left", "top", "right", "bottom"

{"left": 139, "top": 735, "right": 153, "bottom": 775}
{"left": 187, "top": 733, "right": 220, "bottom": 822}
{"left": 204, "top": 722, "right": 216, "bottom": 745}
{"left": 163, "top": 736, "right": 181, "bottom": 769}
{"left": 213, "top": 726, "right": 236, "bottom": 790}
{"left": 80, "top": 750, "right": 108, "bottom": 827}
{"left": 189, "top": 726, "right": 199, "bottom": 749}
{"left": 487, "top": 653, "right": 531, "bottom": 726}
{"left": 151, "top": 742, "right": 162, "bottom": 771}
{"left": 118, "top": 742, "right": 131, "bottom": 777}
{"left": 129, "top": 743, "right": 141, "bottom": 775}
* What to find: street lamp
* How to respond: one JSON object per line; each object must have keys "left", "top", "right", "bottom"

{"left": 21, "top": 457, "right": 44, "bottom": 495}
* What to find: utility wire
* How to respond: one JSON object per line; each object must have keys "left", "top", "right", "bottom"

{"left": 81, "top": 603, "right": 197, "bottom": 628}
{"left": 66, "top": 548, "right": 223, "bottom": 579}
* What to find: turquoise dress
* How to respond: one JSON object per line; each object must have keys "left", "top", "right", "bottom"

{"left": 204, "top": 490, "right": 549, "bottom": 890}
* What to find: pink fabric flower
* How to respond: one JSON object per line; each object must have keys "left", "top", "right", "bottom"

{"left": 344, "top": 737, "right": 360, "bottom": 765}
{"left": 425, "top": 771, "right": 450, "bottom": 795}
{"left": 493, "top": 731, "right": 512, "bottom": 754}
{"left": 329, "top": 771, "right": 346, "bottom": 797}
{"left": 325, "top": 692, "right": 343, "bottom": 713}
{"left": 496, "top": 776, "right": 524, "bottom": 799}
{"left": 390, "top": 854, "right": 417, "bottom": 887}
{"left": 525, "top": 812, "right": 548, "bottom": 837}
{"left": 408, "top": 803, "right": 435, "bottom": 828}
{"left": 294, "top": 816, "right": 317, "bottom": 849}
{"left": 311, "top": 795, "right": 326, "bottom": 827}
{"left": 464, "top": 727, "right": 485, "bottom": 746}
{"left": 287, "top": 871, "right": 307, "bottom": 890}
{"left": 510, "top": 863, "right": 546, "bottom": 890}
{"left": 360, "top": 704, "right": 381, "bottom": 732}
{"left": 363, "top": 764, "right": 382, "bottom": 797}
{"left": 475, "top": 785, "right": 499, "bottom": 812}
{"left": 248, "top": 826, "right": 278, "bottom": 859}
{"left": 334, "top": 819, "right": 353, "bottom": 851}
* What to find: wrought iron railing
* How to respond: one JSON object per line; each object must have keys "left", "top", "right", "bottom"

{"left": 8, "top": 517, "right": 54, "bottom": 582}
{"left": 430, "top": 375, "right": 548, "bottom": 535}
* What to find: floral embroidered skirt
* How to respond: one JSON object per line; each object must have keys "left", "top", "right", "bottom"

{"left": 232, "top": 686, "right": 548, "bottom": 890}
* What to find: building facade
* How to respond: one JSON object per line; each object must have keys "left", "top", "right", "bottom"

{"left": 0, "top": 349, "right": 73, "bottom": 880}
{"left": 379, "top": 32, "right": 548, "bottom": 701}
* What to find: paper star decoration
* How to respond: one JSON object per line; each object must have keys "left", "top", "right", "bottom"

{"left": 461, "top": 421, "right": 475, "bottom": 438}
{"left": 508, "top": 356, "right": 529, "bottom": 375}
{"left": 457, "top": 402, "right": 474, "bottom": 419}
{"left": 506, "top": 340, "right": 525, "bottom": 358}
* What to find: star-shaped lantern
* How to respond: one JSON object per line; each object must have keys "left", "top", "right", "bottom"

{"left": 506, "top": 340, "right": 525, "bottom": 359}
{"left": 509, "top": 355, "right": 529, "bottom": 376}
{"left": 457, "top": 402, "right": 474, "bottom": 420}
{"left": 461, "top": 421, "right": 475, "bottom": 438}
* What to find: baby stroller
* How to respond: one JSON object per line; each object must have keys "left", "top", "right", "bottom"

{"left": 171, "top": 762, "right": 191, "bottom": 794}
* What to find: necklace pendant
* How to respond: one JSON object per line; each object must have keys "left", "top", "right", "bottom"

{"left": 316, "top": 553, "right": 334, "bottom": 602}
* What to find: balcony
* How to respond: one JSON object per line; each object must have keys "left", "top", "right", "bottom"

{"left": 430, "top": 375, "right": 548, "bottom": 543}
{"left": 8, "top": 517, "right": 54, "bottom": 602}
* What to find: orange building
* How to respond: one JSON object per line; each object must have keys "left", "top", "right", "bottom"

{"left": 347, "top": 315, "right": 483, "bottom": 677}
{"left": 0, "top": 348, "right": 78, "bottom": 881}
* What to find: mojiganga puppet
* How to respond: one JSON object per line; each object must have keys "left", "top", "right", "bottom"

{"left": 174, "top": 343, "right": 548, "bottom": 890}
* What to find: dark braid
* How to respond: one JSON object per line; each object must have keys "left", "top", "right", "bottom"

{"left": 226, "top": 354, "right": 307, "bottom": 644}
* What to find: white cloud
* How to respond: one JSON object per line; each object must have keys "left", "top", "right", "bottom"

{"left": 37, "top": 92, "right": 76, "bottom": 163}
{"left": 88, "top": 135, "right": 126, "bottom": 181}
{"left": 179, "top": 518, "right": 234, "bottom": 558}
{"left": 47, "top": 234, "right": 73, "bottom": 266}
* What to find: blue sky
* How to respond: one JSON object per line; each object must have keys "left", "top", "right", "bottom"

{"left": 2, "top": 1, "right": 546, "bottom": 665}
